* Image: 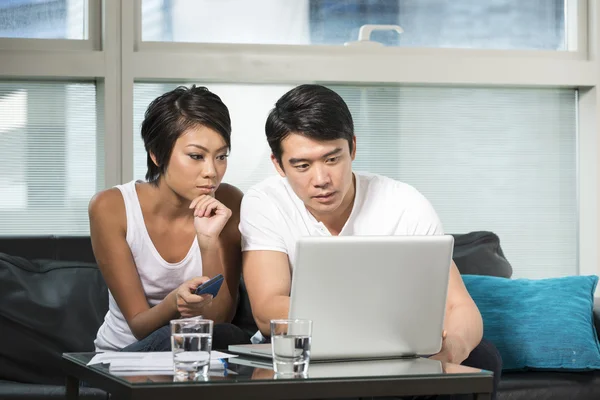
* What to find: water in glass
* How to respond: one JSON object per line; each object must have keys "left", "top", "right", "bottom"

{"left": 271, "top": 334, "right": 311, "bottom": 375}
{"left": 171, "top": 332, "right": 212, "bottom": 378}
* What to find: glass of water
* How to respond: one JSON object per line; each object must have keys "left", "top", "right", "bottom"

{"left": 170, "top": 317, "right": 213, "bottom": 380}
{"left": 270, "top": 319, "right": 312, "bottom": 376}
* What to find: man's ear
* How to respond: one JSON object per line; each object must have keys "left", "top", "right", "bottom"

{"left": 350, "top": 136, "right": 357, "bottom": 161}
{"left": 271, "top": 154, "right": 286, "bottom": 177}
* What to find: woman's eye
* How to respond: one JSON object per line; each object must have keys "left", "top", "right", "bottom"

{"left": 189, "top": 154, "right": 204, "bottom": 160}
{"left": 217, "top": 154, "right": 229, "bottom": 161}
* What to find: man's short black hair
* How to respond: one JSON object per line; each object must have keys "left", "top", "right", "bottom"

{"left": 265, "top": 84, "right": 354, "bottom": 167}
{"left": 141, "top": 85, "right": 231, "bottom": 184}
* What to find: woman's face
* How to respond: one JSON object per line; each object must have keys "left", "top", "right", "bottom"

{"left": 161, "top": 125, "right": 229, "bottom": 201}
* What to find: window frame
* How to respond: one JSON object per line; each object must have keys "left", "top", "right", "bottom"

{"left": 0, "top": 0, "right": 102, "bottom": 50}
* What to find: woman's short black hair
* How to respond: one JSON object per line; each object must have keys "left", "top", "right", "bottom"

{"left": 141, "top": 85, "right": 231, "bottom": 184}
{"left": 265, "top": 84, "right": 354, "bottom": 167}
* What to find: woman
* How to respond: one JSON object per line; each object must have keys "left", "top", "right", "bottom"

{"left": 90, "top": 85, "right": 249, "bottom": 352}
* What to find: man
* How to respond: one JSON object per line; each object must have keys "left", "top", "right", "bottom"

{"left": 239, "top": 84, "right": 501, "bottom": 398}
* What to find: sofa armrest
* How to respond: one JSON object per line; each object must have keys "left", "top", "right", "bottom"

{"left": 594, "top": 297, "right": 600, "bottom": 341}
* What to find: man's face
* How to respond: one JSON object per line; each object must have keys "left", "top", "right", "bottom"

{"left": 272, "top": 133, "right": 356, "bottom": 219}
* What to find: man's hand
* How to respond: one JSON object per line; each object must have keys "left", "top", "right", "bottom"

{"left": 175, "top": 277, "right": 214, "bottom": 318}
{"left": 429, "top": 330, "right": 471, "bottom": 365}
{"left": 190, "top": 195, "right": 232, "bottom": 244}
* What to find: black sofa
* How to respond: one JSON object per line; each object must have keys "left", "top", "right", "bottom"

{"left": 1, "top": 234, "right": 600, "bottom": 400}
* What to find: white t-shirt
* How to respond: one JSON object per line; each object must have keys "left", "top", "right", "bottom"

{"left": 239, "top": 171, "right": 444, "bottom": 270}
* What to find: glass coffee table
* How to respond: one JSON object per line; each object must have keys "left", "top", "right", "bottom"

{"left": 62, "top": 353, "right": 493, "bottom": 400}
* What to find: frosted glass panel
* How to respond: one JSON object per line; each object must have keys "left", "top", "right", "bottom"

{"left": 0, "top": 82, "right": 101, "bottom": 235}
{"left": 133, "top": 83, "right": 576, "bottom": 278}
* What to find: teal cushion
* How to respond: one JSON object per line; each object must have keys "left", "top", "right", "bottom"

{"left": 462, "top": 274, "right": 600, "bottom": 371}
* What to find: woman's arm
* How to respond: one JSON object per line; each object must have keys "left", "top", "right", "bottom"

{"left": 192, "top": 183, "right": 243, "bottom": 323}
{"left": 89, "top": 188, "right": 182, "bottom": 340}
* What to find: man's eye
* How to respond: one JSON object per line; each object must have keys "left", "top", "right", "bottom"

{"left": 327, "top": 157, "right": 339, "bottom": 163}
{"left": 295, "top": 164, "right": 309, "bottom": 170}
{"left": 189, "top": 154, "right": 204, "bottom": 160}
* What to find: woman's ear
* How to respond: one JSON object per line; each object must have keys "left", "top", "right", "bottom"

{"left": 149, "top": 152, "right": 159, "bottom": 167}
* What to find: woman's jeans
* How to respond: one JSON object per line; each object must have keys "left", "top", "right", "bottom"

{"left": 120, "top": 323, "right": 251, "bottom": 352}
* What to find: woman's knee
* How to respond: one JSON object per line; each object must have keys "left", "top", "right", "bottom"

{"left": 148, "top": 325, "right": 172, "bottom": 351}
{"left": 121, "top": 325, "right": 172, "bottom": 352}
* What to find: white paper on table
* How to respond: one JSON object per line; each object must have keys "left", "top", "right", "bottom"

{"left": 87, "top": 351, "right": 237, "bottom": 374}
{"left": 110, "top": 368, "right": 238, "bottom": 377}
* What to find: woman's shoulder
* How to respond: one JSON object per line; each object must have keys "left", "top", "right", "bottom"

{"left": 88, "top": 187, "right": 127, "bottom": 231}
{"left": 89, "top": 187, "right": 124, "bottom": 214}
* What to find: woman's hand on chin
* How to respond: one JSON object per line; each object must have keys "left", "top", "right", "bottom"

{"left": 190, "top": 195, "right": 232, "bottom": 245}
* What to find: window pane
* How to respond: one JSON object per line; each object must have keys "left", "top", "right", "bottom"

{"left": 343, "top": 86, "right": 577, "bottom": 280}
{"left": 0, "top": 82, "right": 101, "bottom": 235}
{"left": 142, "top": 0, "right": 569, "bottom": 50}
{"left": 133, "top": 83, "right": 576, "bottom": 279}
{"left": 0, "top": 0, "right": 87, "bottom": 39}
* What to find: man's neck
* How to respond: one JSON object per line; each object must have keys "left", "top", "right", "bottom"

{"left": 309, "top": 174, "right": 356, "bottom": 236}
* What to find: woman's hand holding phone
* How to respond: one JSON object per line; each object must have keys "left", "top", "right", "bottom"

{"left": 175, "top": 276, "right": 214, "bottom": 318}
{"left": 194, "top": 274, "right": 224, "bottom": 297}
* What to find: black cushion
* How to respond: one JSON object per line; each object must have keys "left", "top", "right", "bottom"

{"left": 0, "top": 254, "right": 108, "bottom": 385}
{"left": 0, "top": 236, "right": 96, "bottom": 263}
{"left": 0, "top": 381, "right": 107, "bottom": 400}
{"left": 452, "top": 231, "right": 513, "bottom": 278}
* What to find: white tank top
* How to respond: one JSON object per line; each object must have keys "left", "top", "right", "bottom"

{"left": 94, "top": 181, "right": 202, "bottom": 351}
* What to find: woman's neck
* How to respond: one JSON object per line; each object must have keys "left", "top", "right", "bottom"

{"left": 140, "top": 179, "right": 193, "bottom": 221}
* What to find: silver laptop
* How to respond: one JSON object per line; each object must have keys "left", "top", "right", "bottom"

{"left": 229, "top": 235, "right": 454, "bottom": 361}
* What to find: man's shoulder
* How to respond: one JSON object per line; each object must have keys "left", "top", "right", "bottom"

{"left": 242, "top": 175, "right": 296, "bottom": 215}
{"left": 356, "top": 171, "right": 435, "bottom": 215}
{"left": 245, "top": 175, "right": 288, "bottom": 198}
{"left": 239, "top": 176, "right": 296, "bottom": 250}
{"left": 355, "top": 172, "right": 442, "bottom": 233}
{"left": 357, "top": 171, "right": 421, "bottom": 198}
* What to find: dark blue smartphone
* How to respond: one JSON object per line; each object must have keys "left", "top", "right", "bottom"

{"left": 194, "top": 274, "right": 224, "bottom": 298}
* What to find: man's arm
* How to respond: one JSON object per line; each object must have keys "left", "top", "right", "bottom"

{"left": 432, "top": 260, "right": 483, "bottom": 364}
{"left": 398, "top": 189, "right": 482, "bottom": 364}
{"left": 243, "top": 250, "right": 292, "bottom": 336}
